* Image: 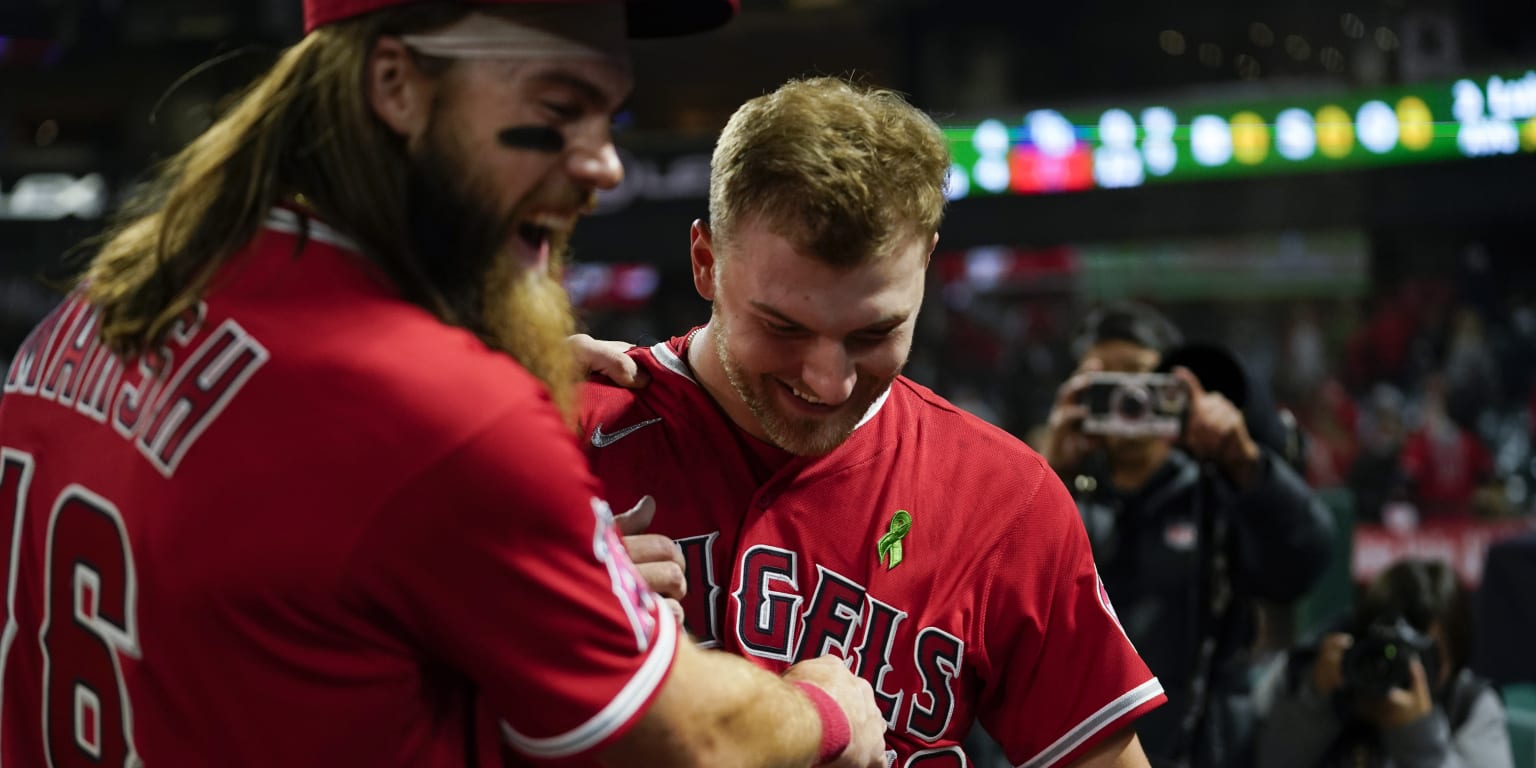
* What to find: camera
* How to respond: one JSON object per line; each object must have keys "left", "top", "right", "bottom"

{"left": 1340, "top": 616, "right": 1439, "bottom": 699}
{"left": 1077, "top": 372, "right": 1189, "bottom": 438}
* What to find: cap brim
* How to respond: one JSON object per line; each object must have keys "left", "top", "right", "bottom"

{"left": 626, "top": 0, "right": 737, "bottom": 37}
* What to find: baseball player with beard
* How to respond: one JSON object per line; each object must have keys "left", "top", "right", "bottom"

{"left": 0, "top": 2, "right": 887, "bottom": 767}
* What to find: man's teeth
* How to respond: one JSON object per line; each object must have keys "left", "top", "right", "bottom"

{"left": 789, "top": 385, "right": 825, "bottom": 405}
{"left": 527, "top": 212, "right": 575, "bottom": 231}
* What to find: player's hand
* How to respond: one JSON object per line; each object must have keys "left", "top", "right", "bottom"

{"left": 1311, "top": 633, "right": 1352, "bottom": 697}
{"left": 782, "top": 655, "right": 887, "bottom": 768}
{"left": 571, "top": 333, "right": 650, "bottom": 388}
{"left": 1172, "top": 366, "right": 1261, "bottom": 490}
{"left": 1359, "top": 656, "right": 1435, "bottom": 730}
{"left": 614, "top": 496, "right": 686, "bottom": 621}
{"left": 1042, "top": 358, "right": 1103, "bottom": 474}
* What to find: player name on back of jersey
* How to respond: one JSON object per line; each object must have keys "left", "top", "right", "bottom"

{"left": 3, "top": 293, "right": 268, "bottom": 477}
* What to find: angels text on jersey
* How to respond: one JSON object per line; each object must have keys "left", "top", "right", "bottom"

{"left": 678, "top": 538, "right": 965, "bottom": 747}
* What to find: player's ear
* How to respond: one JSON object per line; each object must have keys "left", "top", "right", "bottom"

{"left": 690, "top": 219, "right": 718, "bottom": 301}
{"left": 925, "top": 232, "right": 939, "bottom": 269}
{"left": 368, "top": 36, "right": 435, "bottom": 142}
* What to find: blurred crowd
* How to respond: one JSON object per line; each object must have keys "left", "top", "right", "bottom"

{"left": 1286, "top": 270, "right": 1536, "bottom": 524}
{"left": 905, "top": 249, "right": 1536, "bottom": 525}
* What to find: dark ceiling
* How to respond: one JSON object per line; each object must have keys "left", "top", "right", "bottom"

{"left": 5, "top": 0, "right": 1536, "bottom": 148}
{"left": 4, "top": 0, "right": 1535, "bottom": 263}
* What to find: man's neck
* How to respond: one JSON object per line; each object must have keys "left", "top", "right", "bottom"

{"left": 686, "top": 323, "right": 776, "bottom": 445}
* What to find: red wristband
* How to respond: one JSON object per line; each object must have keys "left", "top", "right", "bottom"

{"left": 793, "top": 681, "right": 851, "bottom": 766}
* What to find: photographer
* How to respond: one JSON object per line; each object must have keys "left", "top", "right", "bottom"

{"left": 1042, "top": 301, "right": 1335, "bottom": 768}
{"left": 1257, "top": 558, "right": 1513, "bottom": 768}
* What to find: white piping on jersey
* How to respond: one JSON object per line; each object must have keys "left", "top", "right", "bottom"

{"left": 500, "top": 605, "right": 678, "bottom": 758}
{"left": 263, "top": 208, "right": 361, "bottom": 252}
{"left": 648, "top": 328, "right": 892, "bottom": 431}
{"left": 853, "top": 386, "right": 890, "bottom": 431}
{"left": 651, "top": 339, "right": 696, "bottom": 383}
{"left": 1017, "top": 677, "right": 1166, "bottom": 768}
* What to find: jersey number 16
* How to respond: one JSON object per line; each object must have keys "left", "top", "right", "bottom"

{"left": 1, "top": 447, "right": 142, "bottom": 768}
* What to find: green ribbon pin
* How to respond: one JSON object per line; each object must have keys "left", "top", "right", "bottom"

{"left": 877, "top": 510, "right": 913, "bottom": 570}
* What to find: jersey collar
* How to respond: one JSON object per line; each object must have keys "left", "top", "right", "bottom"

{"left": 264, "top": 207, "right": 361, "bottom": 252}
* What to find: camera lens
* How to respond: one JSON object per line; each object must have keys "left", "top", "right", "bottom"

{"left": 1112, "top": 384, "right": 1150, "bottom": 420}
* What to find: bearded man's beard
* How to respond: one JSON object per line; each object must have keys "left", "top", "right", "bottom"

{"left": 405, "top": 115, "right": 581, "bottom": 420}
{"left": 482, "top": 237, "right": 579, "bottom": 418}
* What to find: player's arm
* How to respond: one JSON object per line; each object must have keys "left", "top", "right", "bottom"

{"left": 1063, "top": 726, "right": 1151, "bottom": 768}
{"left": 350, "top": 399, "right": 882, "bottom": 767}
{"left": 602, "top": 646, "right": 885, "bottom": 768}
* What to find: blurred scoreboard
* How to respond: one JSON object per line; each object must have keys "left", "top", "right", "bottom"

{"left": 943, "top": 69, "right": 1536, "bottom": 198}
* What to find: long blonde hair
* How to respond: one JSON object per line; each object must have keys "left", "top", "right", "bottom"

{"left": 83, "top": 3, "right": 469, "bottom": 359}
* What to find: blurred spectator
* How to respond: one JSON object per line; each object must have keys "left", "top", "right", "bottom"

{"left": 1442, "top": 306, "right": 1500, "bottom": 428}
{"left": 1347, "top": 290, "right": 1419, "bottom": 393}
{"left": 1349, "top": 384, "right": 1410, "bottom": 523}
{"left": 1039, "top": 301, "right": 1334, "bottom": 768}
{"left": 1281, "top": 304, "right": 1330, "bottom": 405}
{"left": 1258, "top": 558, "right": 1513, "bottom": 768}
{"left": 1492, "top": 298, "right": 1536, "bottom": 415}
{"left": 1400, "top": 374, "right": 1496, "bottom": 519}
{"left": 1296, "top": 377, "right": 1360, "bottom": 489}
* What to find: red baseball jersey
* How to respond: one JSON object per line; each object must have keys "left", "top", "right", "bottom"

{"left": 0, "top": 210, "right": 673, "bottom": 767}
{"left": 580, "top": 333, "right": 1166, "bottom": 768}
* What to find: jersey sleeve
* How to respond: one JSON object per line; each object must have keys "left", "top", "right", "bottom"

{"left": 979, "top": 464, "right": 1166, "bottom": 768}
{"left": 345, "top": 398, "right": 675, "bottom": 761}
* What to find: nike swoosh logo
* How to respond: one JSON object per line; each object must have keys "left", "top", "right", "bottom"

{"left": 590, "top": 417, "right": 662, "bottom": 448}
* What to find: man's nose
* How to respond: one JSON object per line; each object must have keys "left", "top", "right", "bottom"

{"left": 567, "top": 137, "right": 623, "bottom": 191}
{"left": 799, "top": 340, "right": 856, "bottom": 406}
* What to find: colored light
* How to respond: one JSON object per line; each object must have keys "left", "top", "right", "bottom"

{"left": 1190, "top": 115, "right": 1233, "bottom": 167}
{"left": 1317, "top": 105, "right": 1354, "bottom": 158}
{"left": 1010, "top": 144, "right": 1094, "bottom": 194}
{"left": 1521, "top": 117, "right": 1536, "bottom": 151}
{"left": 974, "top": 157, "right": 1010, "bottom": 193}
{"left": 973, "top": 119, "right": 1011, "bottom": 155}
{"left": 1026, "top": 110, "right": 1077, "bottom": 158}
{"left": 1397, "top": 96, "right": 1434, "bottom": 151}
{"left": 1143, "top": 140, "right": 1177, "bottom": 176}
{"left": 1141, "top": 107, "right": 1177, "bottom": 136}
{"left": 1452, "top": 80, "right": 1485, "bottom": 123}
{"left": 1486, "top": 72, "right": 1536, "bottom": 121}
{"left": 1357, "top": 100, "right": 1399, "bottom": 153}
{"left": 1276, "top": 108, "right": 1317, "bottom": 160}
{"left": 1141, "top": 107, "right": 1179, "bottom": 177}
{"left": 1099, "top": 109, "right": 1137, "bottom": 146}
{"left": 1094, "top": 109, "right": 1146, "bottom": 188}
{"left": 1231, "top": 111, "right": 1270, "bottom": 164}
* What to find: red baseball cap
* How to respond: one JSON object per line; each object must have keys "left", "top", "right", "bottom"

{"left": 304, "top": 0, "right": 738, "bottom": 38}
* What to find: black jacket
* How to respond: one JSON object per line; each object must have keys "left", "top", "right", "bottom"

{"left": 1075, "top": 447, "right": 1334, "bottom": 768}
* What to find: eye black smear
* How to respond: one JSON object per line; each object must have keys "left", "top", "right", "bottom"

{"left": 497, "top": 126, "right": 565, "bottom": 153}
